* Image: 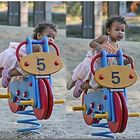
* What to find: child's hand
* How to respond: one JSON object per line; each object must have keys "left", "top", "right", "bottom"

{"left": 49, "top": 38, "right": 54, "bottom": 42}
{"left": 124, "top": 56, "right": 134, "bottom": 65}
{"left": 95, "top": 45, "right": 104, "bottom": 53}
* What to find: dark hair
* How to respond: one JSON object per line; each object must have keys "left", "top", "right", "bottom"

{"left": 105, "top": 16, "right": 127, "bottom": 35}
{"left": 32, "top": 22, "right": 57, "bottom": 39}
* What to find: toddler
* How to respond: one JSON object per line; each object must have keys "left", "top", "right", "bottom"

{"left": 0, "top": 22, "right": 57, "bottom": 88}
{"left": 67, "top": 16, "right": 133, "bottom": 98}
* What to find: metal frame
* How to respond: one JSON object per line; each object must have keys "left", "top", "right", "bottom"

{"left": 8, "top": 2, "right": 20, "bottom": 26}
{"left": 33, "top": 2, "right": 45, "bottom": 26}
{"left": 82, "top": 2, "right": 94, "bottom": 38}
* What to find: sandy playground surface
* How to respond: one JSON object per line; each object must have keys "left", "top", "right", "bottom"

{"left": 0, "top": 25, "right": 140, "bottom": 139}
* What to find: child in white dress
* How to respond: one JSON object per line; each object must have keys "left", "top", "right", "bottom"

{"left": 0, "top": 22, "right": 57, "bottom": 88}
{"left": 67, "top": 16, "right": 133, "bottom": 98}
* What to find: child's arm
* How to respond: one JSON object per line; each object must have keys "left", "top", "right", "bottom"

{"left": 89, "top": 35, "right": 107, "bottom": 52}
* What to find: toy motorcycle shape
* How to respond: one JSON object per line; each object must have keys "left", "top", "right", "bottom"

{"left": 73, "top": 49, "right": 139, "bottom": 137}
{"left": 7, "top": 36, "right": 64, "bottom": 120}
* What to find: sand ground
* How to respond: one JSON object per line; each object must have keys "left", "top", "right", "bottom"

{"left": 0, "top": 25, "right": 140, "bottom": 139}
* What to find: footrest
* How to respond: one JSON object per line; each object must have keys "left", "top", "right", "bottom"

{"left": 20, "top": 99, "right": 34, "bottom": 106}
{"left": 129, "top": 112, "right": 140, "bottom": 117}
{"left": 54, "top": 99, "right": 65, "bottom": 104}
{"left": 0, "top": 94, "right": 11, "bottom": 99}
{"left": 72, "top": 105, "right": 86, "bottom": 111}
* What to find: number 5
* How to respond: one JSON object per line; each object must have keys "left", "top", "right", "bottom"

{"left": 37, "top": 58, "right": 46, "bottom": 71}
{"left": 112, "top": 72, "right": 120, "bottom": 84}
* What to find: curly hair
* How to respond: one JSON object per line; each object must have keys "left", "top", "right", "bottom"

{"left": 32, "top": 22, "right": 57, "bottom": 39}
{"left": 105, "top": 16, "right": 127, "bottom": 35}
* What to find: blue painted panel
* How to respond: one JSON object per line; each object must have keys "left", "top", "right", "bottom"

{"left": 9, "top": 75, "right": 37, "bottom": 107}
{"left": 84, "top": 88, "right": 112, "bottom": 120}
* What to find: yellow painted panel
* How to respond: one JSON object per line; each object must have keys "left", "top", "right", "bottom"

{"left": 20, "top": 52, "right": 63, "bottom": 75}
{"left": 94, "top": 65, "right": 137, "bottom": 88}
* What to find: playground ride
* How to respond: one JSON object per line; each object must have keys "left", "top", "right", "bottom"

{"left": 0, "top": 36, "right": 64, "bottom": 132}
{"left": 72, "top": 49, "right": 139, "bottom": 138}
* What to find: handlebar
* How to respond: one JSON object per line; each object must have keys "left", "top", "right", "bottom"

{"left": 16, "top": 40, "right": 60, "bottom": 62}
{"left": 91, "top": 53, "right": 135, "bottom": 75}
{"left": 123, "top": 54, "right": 134, "bottom": 69}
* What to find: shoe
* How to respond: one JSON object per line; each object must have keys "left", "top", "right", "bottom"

{"left": 73, "top": 80, "right": 84, "bottom": 98}
{"left": 2, "top": 68, "right": 11, "bottom": 88}
{"left": 66, "top": 78, "right": 75, "bottom": 90}
{"left": 0, "top": 67, "right": 4, "bottom": 78}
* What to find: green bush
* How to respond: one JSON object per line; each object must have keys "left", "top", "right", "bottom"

{"left": 67, "top": 2, "right": 82, "bottom": 17}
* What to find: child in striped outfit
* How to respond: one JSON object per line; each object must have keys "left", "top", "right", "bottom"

{"left": 67, "top": 16, "right": 133, "bottom": 98}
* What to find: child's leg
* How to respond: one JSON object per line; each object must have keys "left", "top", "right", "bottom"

{"left": 81, "top": 81, "right": 92, "bottom": 90}
{"left": 72, "top": 58, "right": 91, "bottom": 82}
{"left": 2, "top": 68, "right": 12, "bottom": 88}
{"left": 73, "top": 80, "right": 92, "bottom": 98}
{"left": 1, "top": 68, "right": 22, "bottom": 88}
{"left": 73, "top": 80, "right": 101, "bottom": 98}
{"left": 67, "top": 57, "right": 91, "bottom": 90}
{"left": 66, "top": 78, "right": 92, "bottom": 91}
{"left": 9, "top": 68, "right": 22, "bottom": 77}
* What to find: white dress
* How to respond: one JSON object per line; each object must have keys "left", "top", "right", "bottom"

{"left": 0, "top": 42, "right": 26, "bottom": 74}
{"left": 72, "top": 49, "right": 100, "bottom": 88}
{"left": 71, "top": 36, "right": 119, "bottom": 89}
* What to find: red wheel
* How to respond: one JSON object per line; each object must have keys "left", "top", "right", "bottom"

{"left": 108, "top": 92, "right": 123, "bottom": 133}
{"left": 33, "top": 79, "right": 49, "bottom": 120}
{"left": 8, "top": 88, "right": 25, "bottom": 113}
{"left": 43, "top": 79, "right": 54, "bottom": 119}
{"left": 118, "top": 92, "right": 128, "bottom": 133}
{"left": 82, "top": 91, "right": 99, "bottom": 125}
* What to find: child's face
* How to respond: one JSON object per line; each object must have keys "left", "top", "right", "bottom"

{"left": 107, "top": 21, "right": 126, "bottom": 42}
{"left": 37, "top": 27, "right": 57, "bottom": 42}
